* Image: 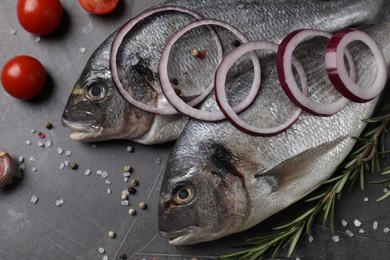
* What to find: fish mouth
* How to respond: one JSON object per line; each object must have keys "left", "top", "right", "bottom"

{"left": 61, "top": 118, "right": 103, "bottom": 142}
{"left": 159, "top": 228, "right": 196, "bottom": 245}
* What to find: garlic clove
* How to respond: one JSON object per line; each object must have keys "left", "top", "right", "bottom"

{"left": 0, "top": 151, "right": 20, "bottom": 188}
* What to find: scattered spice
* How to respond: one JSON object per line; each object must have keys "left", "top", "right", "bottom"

{"left": 126, "top": 146, "right": 134, "bottom": 153}
{"left": 118, "top": 252, "right": 128, "bottom": 259}
{"left": 123, "top": 165, "right": 132, "bottom": 172}
{"left": 128, "top": 187, "right": 137, "bottom": 195}
{"left": 171, "top": 78, "right": 179, "bottom": 85}
{"left": 108, "top": 231, "right": 116, "bottom": 238}
{"left": 139, "top": 202, "right": 147, "bottom": 209}
{"left": 121, "top": 194, "right": 128, "bottom": 201}
{"left": 191, "top": 48, "right": 200, "bottom": 57}
{"left": 128, "top": 209, "right": 136, "bottom": 215}
{"left": 38, "top": 132, "right": 46, "bottom": 139}
{"left": 130, "top": 179, "right": 139, "bottom": 187}
{"left": 232, "top": 40, "right": 241, "bottom": 47}
{"left": 69, "top": 162, "right": 78, "bottom": 170}
{"left": 44, "top": 122, "right": 53, "bottom": 129}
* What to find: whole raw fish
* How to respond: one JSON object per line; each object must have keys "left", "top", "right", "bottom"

{"left": 61, "top": 0, "right": 384, "bottom": 144}
{"left": 158, "top": 15, "right": 390, "bottom": 244}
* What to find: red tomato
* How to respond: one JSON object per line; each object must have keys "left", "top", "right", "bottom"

{"left": 79, "top": 0, "right": 119, "bottom": 15}
{"left": 1, "top": 56, "right": 47, "bottom": 100}
{"left": 17, "top": 0, "right": 63, "bottom": 35}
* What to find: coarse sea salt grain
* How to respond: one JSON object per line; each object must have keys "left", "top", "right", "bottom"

{"left": 30, "top": 195, "right": 38, "bottom": 204}
{"left": 79, "top": 47, "right": 87, "bottom": 54}
{"left": 30, "top": 129, "right": 36, "bottom": 134}
{"left": 121, "top": 200, "right": 129, "bottom": 206}
{"left": 103, "top": 256, "right": 109, "bottom": 260}
{"left": 332, "top": 235, "right": 340, "bottom": 243}
{"left": 59, "top": 162, "right": 65, "bottom": 170}
{"left": 85, "top": 169, "right": 91, "bottom": 176}
{"left": 29, "top": 156, "right": 36, "bottom": 162}
{"left": 123, "top": 177, "right": 129, "bottom": 182}
{"left": 37, "top": 141, "right": 44, "bottom": 147}
{"left": 384, "top": 227, "right": 389, "bottom": 233}
{"left": 65, "top": 151, "right": 72, "bottom": 156}
{"left": 45, "top": 141, "right": 52, "bottom": 148}
{"left": 97, "top": 170, "right": 102, "bottom": 175}
{"left": 9, "top": 28, "right": 16, "bottom": 34}
{"left": 107, "top": 188, "right": 112, "bottom": 194}
{"left": 105, "top": 180, "right": 111, "bottom": 185}
{"left": 57, "top": 148, "right": 64, "bottom": 154}
{"left": 359, "top": 229, "right": 365, "bottom": 234}
{"left": 373, "top": 221, "right": 379, "bottom": 230}
{"left": 18, "top": 156, "right": 24, "bottom": 163}
{"left": 363, "top": 197, "right": 369, "bottom": 202}
{"left": 55, "top": 199, "right": 64, "bottom": 206}
{"left": 19, "top": 164, "right": 25, "bottom": 170}
{"left": 98, "top": 247, "right": 105, "bottom": 254}
{"left": 384, "top": 188, "right": 389, "bottom": 193}
{"left": 32, "top": 167, "right": 37, "bottom": 172}
{"left": 123, "top": 172, "right": 131, "bottom": 178}
{"left": 34, "top": 36, "right": 41, "bottom": 43}
{"left": 25, "top": 140, "right": 32, "bottom": 145}
{"left": 308, "top": 235, "right": 314, "bottom": 243}
{"left": 354, "top": 219, "right": 362, "bottom": 227}
{"left": 64, "top": 161, "right": 69, "bottom": 167}
{"left": 101, "top": 171, "right": 109, "bottom": 178}
{"left": 345, "top": 230, "right": 354, "bottom": 237}
{"left": 341, "top": 220, "right": 348, "bottom": 227}
{"left": 122, "top": 190, "right": 129, "bottom": 195}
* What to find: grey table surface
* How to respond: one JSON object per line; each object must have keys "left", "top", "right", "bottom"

{"left": 1, "top": 1, "right": 390, "bottom": 259}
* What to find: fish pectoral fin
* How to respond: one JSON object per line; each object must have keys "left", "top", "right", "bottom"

{"left": 255, "top": 136, "right": 349, "bottom": 191}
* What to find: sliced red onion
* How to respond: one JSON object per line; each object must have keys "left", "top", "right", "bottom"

{"left": 277, "top": 29, "right": 356, "bottom": 116}
{"left": 159, "top": 19, "right": 261, "bottom": 121}
{"left": 326, "top": 28, "right": 387, "bottom": 103}
{"left": 215, "top": 41, "right": 308, "bottom": 136}
{"left": 110, "top": 6, "right": 222, "bottom": 115}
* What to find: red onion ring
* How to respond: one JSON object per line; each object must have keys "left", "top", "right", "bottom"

{"left": 326, "top": 28, "right": 388, "bottom": 103}
{"left": 159, "top": 19, "right": 261, "bottom": 121}
{"left": 110, "top": 6, "right": 222, "bottom": 115}
{"left": 215, "top": 41, "right": 308, "bottom": 136}
{"left": 277, "top": 29, "right": 356, "bottom": 116}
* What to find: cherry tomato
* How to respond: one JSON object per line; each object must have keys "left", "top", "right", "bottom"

{"left": 79, "top": 0, "right": 119, "bottom": 15}
{"left": 1, "top": 56, "right": 47, "bottom": 100}
{"left": 17, "top": 0, "right": 63, "bottom": 35}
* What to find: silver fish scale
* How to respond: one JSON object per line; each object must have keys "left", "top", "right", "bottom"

{"left": 164, "top": 10, "right": 390, "bottom": 239}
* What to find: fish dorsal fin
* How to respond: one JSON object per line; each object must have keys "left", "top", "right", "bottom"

{"left": 255, "top": 136, "right": 348, "bottom": 192}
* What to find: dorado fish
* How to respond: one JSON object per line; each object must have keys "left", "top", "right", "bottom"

{"left": 158, "top": 14, "right": 390, "bottom": 244}
{"left": 61, "top": 0, "right": 384, "bottom": 144}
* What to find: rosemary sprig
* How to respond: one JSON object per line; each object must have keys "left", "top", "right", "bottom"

{"left": 220, "top": 106, "right": 390, "bottom": 260}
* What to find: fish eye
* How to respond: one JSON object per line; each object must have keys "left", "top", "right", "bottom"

{"left": 87, "top": 83, "right": 106, "bottom": 101}
{"left": 173, "top": 185, "right": 194, "bottom": 205}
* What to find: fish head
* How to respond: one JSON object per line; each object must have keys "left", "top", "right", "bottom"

{"left": 61, "top": 34, "right": 155, "bottom": 142}
{"left": 159, "top": 140, "right": 250, "bottom": 245}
